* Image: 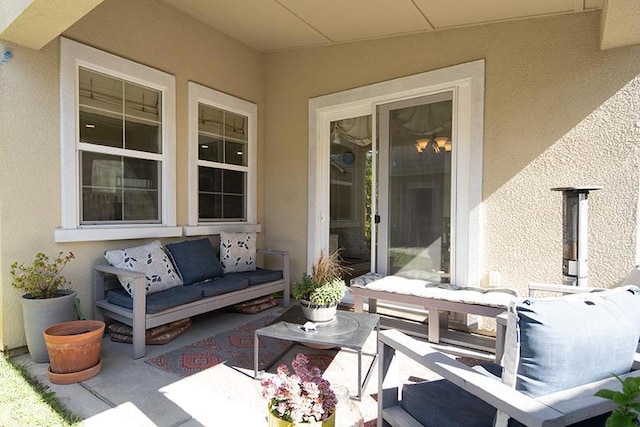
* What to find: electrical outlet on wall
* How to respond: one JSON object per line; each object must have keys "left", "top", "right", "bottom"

{"left": 489, "top": 271, "right": 503, "bottom": 287}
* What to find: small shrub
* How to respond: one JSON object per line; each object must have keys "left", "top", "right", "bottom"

{"left": 10, "top": 252, "right": 75, "bottom": 299}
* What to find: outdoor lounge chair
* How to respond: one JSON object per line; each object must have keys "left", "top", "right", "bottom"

{"left": 377, "top": 285, "right": 640, "bottom": 427}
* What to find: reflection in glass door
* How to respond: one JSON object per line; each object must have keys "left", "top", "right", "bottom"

{"left": 329, "top": 115, "right": 373, "bottom": 282}
{"left": 377, "top": 93, "right": 453, "bottom": 282}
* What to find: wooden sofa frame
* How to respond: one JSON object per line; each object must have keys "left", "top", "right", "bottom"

{"left": 352, "top": 286, "right": 508, "bottom": 360}
{"left": 378, "top": 329, "right": 640, "bottom": 427}
{"left": 354, "top": 281, "right": 596, "bottom": 362}
{"left": 94, "top": 248, "right": 289, "bottom": 359}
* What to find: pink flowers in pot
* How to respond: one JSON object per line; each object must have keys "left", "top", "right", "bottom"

{"left": 261, "top": 353, "right": 337, "bottom": 423}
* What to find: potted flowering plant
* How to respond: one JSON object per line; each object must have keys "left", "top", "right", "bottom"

{"left": 261, "top": 353, "right": 337, "bottom": 426}
{"left": 10, "top": 251, "right": 78, "bottom": 363}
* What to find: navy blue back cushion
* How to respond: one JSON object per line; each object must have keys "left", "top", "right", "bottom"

{"left": 165, "top": 238, "right": 224, "bottom": 286}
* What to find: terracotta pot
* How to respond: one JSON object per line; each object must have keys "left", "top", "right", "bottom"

{"left": 43, "top": 320, "right": 105, "bottom": 383}
{"left": 267, "top": 408, "right": 335, "bottom": 427}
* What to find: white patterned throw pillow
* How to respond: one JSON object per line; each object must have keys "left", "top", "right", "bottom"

{"left": 104, "top": 240, "right": 183, "bottom": 296}
{"left": 220, "top": 231, "right": 256, "bottom": 273}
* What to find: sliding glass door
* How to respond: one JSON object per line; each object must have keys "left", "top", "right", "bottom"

{"left": 329, "top": 115, "right": 373, "bottom": 281}
{"left": 377, "top": 93, "right": 453, "bottom": 281}
{"left": 309, "top": 60, "right": 484, "bottom": 287}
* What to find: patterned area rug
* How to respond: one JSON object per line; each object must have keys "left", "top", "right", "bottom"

{"left": 145, "top": 313, "right": 339, "bottom": 377}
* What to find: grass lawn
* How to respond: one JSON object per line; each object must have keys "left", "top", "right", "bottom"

{"left": 0, "top": 352, "right": 81, "bottom": 426}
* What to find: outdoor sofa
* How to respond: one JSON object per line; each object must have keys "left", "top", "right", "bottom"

{"left": 93, "top": 235, "right": 289, "bottom": 359}
{"left": 378, "top": 285, "right": 640, "bottom": 427}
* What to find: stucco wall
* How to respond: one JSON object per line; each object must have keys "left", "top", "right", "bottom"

{"left": 2, "top": 4, "right": 640, "bottom": 351}
{"left": 0, "top": 0, "right": 265, "bottom": 350}
{"left": 263, "top": 11, "right": 640, "bottom": 294}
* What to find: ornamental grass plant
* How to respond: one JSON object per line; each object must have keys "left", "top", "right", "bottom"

{"left": 292, "top": 251, "right": 348, "bottom": 306}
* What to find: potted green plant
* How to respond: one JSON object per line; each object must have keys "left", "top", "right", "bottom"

{"left": 292, "top": 250, "right": 348, "bottom": 323}
{"left": 10, "top": 251, "right": 77, "bottom": 363}
{"left": 595, "top": 375, "right": 640, "bottom": 427}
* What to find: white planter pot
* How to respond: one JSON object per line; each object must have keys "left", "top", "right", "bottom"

{"left": 299, "top": 300, "right": 338, "bottom": 323}
{"left": 21, "top": 290, "right": 77, "bottom": 363}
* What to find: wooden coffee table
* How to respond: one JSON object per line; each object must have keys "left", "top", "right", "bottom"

{"left": 254, "top": 305, "right": 379, "bottom": 400}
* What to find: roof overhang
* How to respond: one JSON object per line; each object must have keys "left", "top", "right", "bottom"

{"left": 600, "top": 0, "right": 640, "bottom": 50}
{"left": 0, "top": 0, "right": 104, "bottom": 50}
{"left": 0, "top": 0, "right": 637, "bottom": 52}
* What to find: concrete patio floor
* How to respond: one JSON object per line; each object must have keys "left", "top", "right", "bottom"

{"left": 13, "top": 304, "right": 486, "bottom": 426}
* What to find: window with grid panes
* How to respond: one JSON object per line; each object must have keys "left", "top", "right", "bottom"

{"left": 79, "top": 67, "right": 163, "bottom": 223}
{"left": 197, "top": 103, "right": 248, "bottom": 221}
{"left": 57, "top": 38, "right": 179, "bottom": 243}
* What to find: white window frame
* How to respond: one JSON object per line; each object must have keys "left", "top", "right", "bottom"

{"left": 183, "top": 82, "right": 259, "bottom": 236}
{"left": 308, "top": 60, "right": 485, "bottom": 286}
{"left": 55, "top": 37, "right": 180, "bottom": 242}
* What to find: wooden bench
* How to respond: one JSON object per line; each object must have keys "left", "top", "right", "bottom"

{"left": 94, "top": 247, "right": 289, "bottom": 359}
{"left": 350, "top": 276, "right": 516, "bottom": 359}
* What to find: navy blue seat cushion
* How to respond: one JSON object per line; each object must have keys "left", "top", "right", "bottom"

{"left": 401, "top": 378, "right": 497, "bottom": 427}
{"left": 106, "top": 286, "right": 203, "bottom": 314}
{"left": 227, "top": 268, "right": 283, "bottom": 286}
{"left": 401, "top": 363, "right": 610, "bottom": 427}
{"left": 192, "top": 275, "right": 249, "bottom": 298}
{"left": 165, "top": 238, "right": 224, "bottom": 286}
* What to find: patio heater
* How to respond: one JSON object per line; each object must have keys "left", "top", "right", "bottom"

{"left": 551, "top": 186, "right": 602, "bottom": 287}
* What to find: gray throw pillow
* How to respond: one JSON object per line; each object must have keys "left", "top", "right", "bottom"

{"left": 501, "top": 285, "right": 640, "bottom": 397}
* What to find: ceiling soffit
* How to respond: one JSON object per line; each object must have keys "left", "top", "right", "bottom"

{"left": 161, "top": 0, "right": 606, "bottom": 52}
{"left": 2, "top": 0, "right": 636, "bottom": 54}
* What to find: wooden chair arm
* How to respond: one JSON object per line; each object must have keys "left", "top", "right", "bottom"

{"left": 257, "top": 248, "right": 289, "bottom": 257}
{"left": 93, "top": 263, "right": 146, "bottom": 279}
{"left": 93, "top": 262, "right": 146, "bottom": 358}
{"left": 256, "top": 248, "right": 290, "bottom": 307}
{"left": 379, "top": 329, "right": 640, "bottom": 426}
{"left": 528, "top": 282, "right": 598, "bottom": 297}
{"left": 379, "top": 329, "right": 567, "bottom": 427}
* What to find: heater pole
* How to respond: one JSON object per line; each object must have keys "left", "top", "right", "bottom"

{"left": 551, "top": 186, "right": 602, "bottom": 287}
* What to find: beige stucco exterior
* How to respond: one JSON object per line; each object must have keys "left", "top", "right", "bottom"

{"left": 1, "top": 0, "right": 639, "bottom": 351}
{"left": 0, "top": 0, "right": 266, "bottom": 351}
{"left": 264, "top": 11, "right": 640, "bottom": 294}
